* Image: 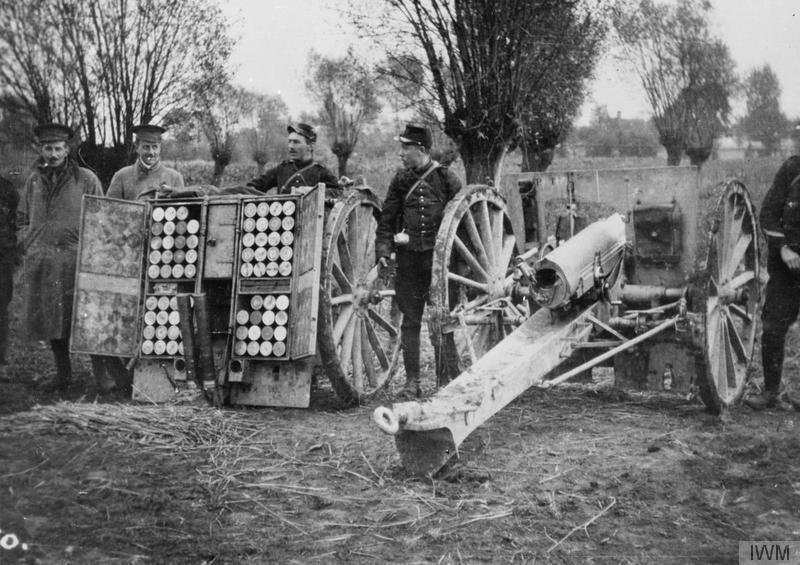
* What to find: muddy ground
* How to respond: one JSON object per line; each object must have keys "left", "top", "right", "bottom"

{"left": 1, "top": 295, "right": 800, "bottom": 565}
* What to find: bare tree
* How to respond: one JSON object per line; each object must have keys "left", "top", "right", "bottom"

{"left": 306, "top": 48, "right": 381, "bottom": 177}
{"left": 613, "top": 0, "right": 737, "bottom": 166}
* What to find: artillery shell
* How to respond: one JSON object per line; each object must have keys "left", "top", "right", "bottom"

{"left": 249, "top": 310, "right": 262, "bottom": 325}
{"left": 185, "top": 249, "right": 198, "bottom": 264}
{"left": 178, "top": 342, "right": 184, "bottom": 355}
{"left": 161, "top": 249, "right": 173, "bottom": 264}
{"left": 282, "top": 200, "right": 295, "bottom": 216}
{"left": 155, "top": 325, "right": 168, "bottom": 340}
{"left": 250, "top": 294, "right": 264, "bottom": 310}
{"left": 275, "top": 310, "right": 288, "bottom": 326}
{"left": 240, "top": 262, "right": 253, "bottom": 277}
{"left": 156, "top": 310, "right": 169, "bottom": 325}
{"left": 154, "top": 340, "right": 167, "bottom": 355}
{"left": 175, "top": 221, "right": 187, "bottom": 235}
{"left": 141, "top": 340, "right": 154, "bottom": 355}
{"left": 148, "top": 250, "right": 161, "bottom": 264}
{"left": 142, "top": 325, "right": 155, "bottom": 340}
{"left": 152, "top": 207, "right": 165, "bottom": 222}
{"left": 161, "top": 235, "right": 174, "bottom": 250}
{"left": 265, "top": 262, "right": 279, "bottom": 277}
{"left": 248, "top": 325, "right": 261, "bottom": 341}
{"left": 263, "top": 295, "right": 276, "bottom": 310}
{"left": 273, "top": 326, "right": 287, "bottom": 341}
{"left": 259, "top": 341, "right": 273, "bottom": 356}
{"left": 253, "top": 262, "right": 266, "bottom": 277}
{"left": 256, "top": 201, "right": 269, "bottom": 216}
{"left": 276, "top": 294, "right": 290, "bottom": 311}
{"left": 254, "top": 247, "right": 267, "bottom": 262}
{"left": 267, "top": 231, "right": 281, "bottom": 247}
{"left": 266, "top": 246, "right": 280, "bottom": 262}
{"left": 167, "top": 325, "right": 181, "bottom": 340}
{"left": 144, "top": 308, "right": 157, "bottom": 325}
{"left": 282, "top": 216, "right": 295, "bottom": 231}
{"left": 234, "top": 340, "right": 247, "bottom": 356}
{"left": 260, "top": 325, "right": 274, "bottom": 341}
{"left": 174, "top": 235, "right": 186, "bottom": 249}
{"left": 150, "top": 236, "right": 162, "bottom": 250}
{"left": 172, "top": 264, "right": 185, "bottom": 278}
{"left": 256, "top": 217, "right": 269, "bottom": 232}
{"left": 243, "top": 217, "right": 256, "bottom": 233}
{"left": 242, "top": 232, "right": 255, "bottom": 248}
{"left": 241, "top": 247, "right": 255, "bottom": 263}
{"left": 247, "top": 340, "right": 260, "bottom": 356}
{"left": 279, "top": 246, "right": 293, "bottom": 261}
{"left": 186, "top": 235, "right": 199, "bottom": 249}
{"left": 269, "top": 201, "right": 282, "bottom": 216}
{"left": 176, "top": 206, "right": 189, "bottom": 221}
{"left": 150, "top": 222, "right": 164, "bottom": 236}
{"left": 145, "top": 296, "right": 158, "bottom": 310}
{"left": 236, "top": 309, "right": 250, "bottom": 325}
{"left": 157, "top": 296, "right": 170, "bottom": 310}
{"left": 163, "top": 221, "right": 176, "bottom": 235}
{"left": 173, "top": 249, "right": 185, "bottom": 264}
{"left": 186, "top": 219, "right": 200, "bottom": 234}
{"left": 254, "top": 232, "right": 268, "bottom": 247}
{"left": 166, "top": 340, "right": 179, "bottom": 355}
{"left": 235, "top": 325, "right": 249, "bottom": 340}
{"left": 184, "top": 264, "right": 197, "bottom": 278}
{"left": 164, "top": 206, "right": 177, "bottom": 221}
{"left": 261, "top": 310, "right": 275, "bottom": 326}
{"left": 148, "top": 265, "right": 161, "bottom": 279}
{"left": 272, "top": 341, "right": 286, "bottom": 357}
{"left": 278, "top": 261, "right": 292, "bottom": 276}
{"left": 268, "top": 216, "right": 282, "bottom": 231}
{"left": 170, "top": 296, "right": 179, "bottom": 310}
{"left": 160, "top": 264, "right": 172, "bottom": 279}
{"left": 168, "top": 311, "right": 181, "bottom": 326}
{"left": 280, "top": 231, "right": 294, "bottom": 246}
{"left": 244, "top": 202, "right": 258, "bottom": 217}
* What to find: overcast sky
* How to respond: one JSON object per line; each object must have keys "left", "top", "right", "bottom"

{"left": 221, "top": 0, "right": 800, "bottom": 125}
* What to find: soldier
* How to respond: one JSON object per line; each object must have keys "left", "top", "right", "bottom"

{"left": 0, "top": 172, "right": 19, "bottom": 373}
{"left": 749, "top": 155, "right": 800, "bottom": 410}
{"left": 17, "top": 123, "right": 116, "bottom": 393}
{"left": 247, "top": 123, "right": 339, "bottom": 197}
{"left": 107, "top": 124, "right": 184, "bottom": 200}
{"left": 375, "top": 124, "right": 462, "bottom": 398}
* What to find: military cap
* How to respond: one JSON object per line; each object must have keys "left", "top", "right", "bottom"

{"left": 132, "top": 124, "right": 166, "bottom": 143}
{"left": 34, "top": 123, "right": 73, "bottom": 143}
{"left": 398, "top": 123, "right": 432, "bottom": 150}
{"left": 287, "top": 123, "right": 317, "bottom": 143}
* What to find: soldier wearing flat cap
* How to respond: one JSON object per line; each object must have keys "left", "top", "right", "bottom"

{"left": 247, "top": 123, "right": 339, "bottom": 196}
{"left": 107, "top": 124, "right": 184, "bottom": 200}
{"left": 17, "top": 123, "right": 121, "bottom": 393}
{"left": 375, "top": 123, "right": 463, "bottom": 398}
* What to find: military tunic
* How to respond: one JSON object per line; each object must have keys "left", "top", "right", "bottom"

{"left": 18, "top": 160, "right": 103, "bottom": 341}
{"left": 248, "top": 159, "right": 339, "bottom": 197}
{"left": 107, "top": 161, "right": 185, "bottom": 200}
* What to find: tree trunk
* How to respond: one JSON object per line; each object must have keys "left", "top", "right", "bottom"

{"left": 458, "top": 137, "right": 507, "bottom": 185}
{"left": 336, "top": 152, "right": 350, "bottom": 178}
{"left": 211, "top": 149, "right": 232, "bottom": 186}
{"left": 664, "top": 144, "right": 683, "bottom": 166}
{"left": 686, "top": 146, "right": 712, "bottom": 168}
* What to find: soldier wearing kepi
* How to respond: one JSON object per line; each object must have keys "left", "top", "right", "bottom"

{"left": 750, "top": 155, "right": 800, "bottom": 410}
{"left": 375, "top": 124, "right": 462, "bottom": 398}
{"left": 107, "top": 124, "right": 184, "bottom": 200}
{"left": 247, "top": 123, "right": 339, "bottom": 197}
{"left": 17, "top": 123, "right": 115, "bottom": 393}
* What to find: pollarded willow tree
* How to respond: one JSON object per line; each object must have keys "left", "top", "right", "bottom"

{"left": 353, "top": 0, "right": 608, "bottom": 183}
{"left": 740, "top": 64, "right": 788, "bottom": 156}
{"left": 613, "top": 0, "right": 737, "bottom": 166}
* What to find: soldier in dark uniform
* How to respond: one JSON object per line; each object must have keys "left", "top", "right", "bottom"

{"left": 375, "top": 124, "right": 462, "bottom": 398}
{"left": 248, "top": 123, "right": 339, "bottom": 197}
{"left": 750, "top": 155, "right": 800, "bottom": 410}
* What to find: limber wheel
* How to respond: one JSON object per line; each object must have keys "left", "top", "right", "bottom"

{"left": 699, "top": 180, "right": 761, "bottom": 413}
{"left": 318, "top": 190, "right": 402, "bottom": 405}
{"left": 430, "top": 185, "right": 524, "bottom": 381}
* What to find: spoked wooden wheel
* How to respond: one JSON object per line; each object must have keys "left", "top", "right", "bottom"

{"left": 430, "top": 185, "right": 525, "bottom": 381}
{"left": 699, "top": 180, "right": 761, "bottom": 413}
{"left": 318, "top": 190, "right": 402, "bottom": 405}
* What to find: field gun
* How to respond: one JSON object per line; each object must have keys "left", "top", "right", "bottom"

{"left": 374, "top": 168, "right": 762, "bottom": 475}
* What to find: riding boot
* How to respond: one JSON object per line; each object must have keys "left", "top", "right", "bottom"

{"left": 50, "top": 339, "right": 72, "bottom": 391}
{"left": 401, "top": 331, "right": 421, "bottom": 398}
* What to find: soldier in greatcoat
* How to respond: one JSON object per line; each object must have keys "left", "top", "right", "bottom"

{"left": 107, "top": 124, "right": 184, "bottom": 200}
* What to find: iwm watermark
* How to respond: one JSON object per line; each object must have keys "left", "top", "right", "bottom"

{"left": 740, "top": 542, "right": 800, "bottom": 564}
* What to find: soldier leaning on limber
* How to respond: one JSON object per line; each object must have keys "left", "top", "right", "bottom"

{"left": 375, "top": 124, "right": 463, "bottom": 398}
{"left": 17, "top": 124, "right": 120, "bottom": 394}
{"left": 247, "top": 123, "right": 340, "bottom": 197}
{"left": 748, "top": 155, "right": 800, "bottom": 411}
